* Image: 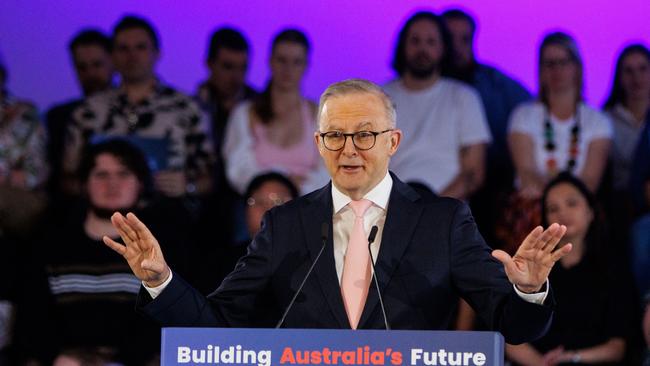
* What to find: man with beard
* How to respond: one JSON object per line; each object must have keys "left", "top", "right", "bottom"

{"left": 384, "top": 11, "right": 491, "bottom": 201}
{"left": 13, "top": 139, "right": 191, "bottom": 365}
{"left": 442, "top": 9, "right": 531, "bottom": 249}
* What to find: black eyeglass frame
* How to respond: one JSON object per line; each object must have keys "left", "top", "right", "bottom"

{"left": 318, "top": 129, "right": 394, "bottom": 151}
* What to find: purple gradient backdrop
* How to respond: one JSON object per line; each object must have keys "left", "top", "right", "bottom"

{"left": 0, "top": 0, "right": 648, "bottom": 112}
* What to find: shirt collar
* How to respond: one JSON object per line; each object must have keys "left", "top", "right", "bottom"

{"left": 331, "top": 172, "right": 393, "bottom": 214}
{"left": 115, "top": 78, "right": 167, "bottom": 105}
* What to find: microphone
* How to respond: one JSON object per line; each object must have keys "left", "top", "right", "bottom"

{"left": 368, "top": 225, "right": 390, "bottom": 330}
{"left": 276, "top": 222, "right": 329, "bottom": 328}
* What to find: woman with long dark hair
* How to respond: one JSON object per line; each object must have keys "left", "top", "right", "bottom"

{"left": 603, "top": 44, "right": 650, "bottom": 196}
{"left": 223, "top": 28, "right": 326, "bottom": 195}
{"left": 506, "top": 173, "right": 635, "bottom": 365}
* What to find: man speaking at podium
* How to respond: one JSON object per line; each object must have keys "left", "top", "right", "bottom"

{"left": 104, "top": 79, "right": 571, "bottom": 344}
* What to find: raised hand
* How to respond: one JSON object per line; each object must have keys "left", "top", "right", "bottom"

{"left": 103, "top": 212, "right": 170, "bottom": 287}
{"left": 492, "top": 223, "right": 572, "bottom": 293}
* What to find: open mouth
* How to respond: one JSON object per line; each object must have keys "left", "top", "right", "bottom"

{"left": 341, "top": 165, "right": 362, "bottom": 172}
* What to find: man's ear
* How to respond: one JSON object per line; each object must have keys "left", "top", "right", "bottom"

{"left": 314, "top": 132, "right": 325, "bottom": 156}
{"left": 388, "top": 129, "right": 403, "bottom": 156}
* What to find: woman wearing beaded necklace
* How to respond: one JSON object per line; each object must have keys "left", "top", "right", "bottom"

{"left": 495, "top": 32, "right": 612, "bottom": 254}
{"left": 508, "top": 32, "right": 612, "bottom": 199}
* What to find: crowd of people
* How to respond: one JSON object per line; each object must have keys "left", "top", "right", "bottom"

{"left": 0, "top": 8, "right": 648, "bottom": 366}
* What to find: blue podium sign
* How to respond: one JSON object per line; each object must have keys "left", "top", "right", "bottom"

{"left": 161, "top": 328, "right": 504, "bottom": 366}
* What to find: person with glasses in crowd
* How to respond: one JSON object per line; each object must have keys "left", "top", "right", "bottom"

{"left": 191, "top": 172, "right": 298, "bottom": 296}
{"left": 500, "top": 32, "right": 612, "bottom": 255}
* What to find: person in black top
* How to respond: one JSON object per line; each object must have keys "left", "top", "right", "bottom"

{"left": 506, "top": 173, "right": 637, "bottom": 365}
{"left": 15, "top": 139, "right": 191, "bottom": 365}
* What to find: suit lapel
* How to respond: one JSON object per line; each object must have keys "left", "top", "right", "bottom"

{"left": 300, "top": 183, "right": 349, "bottom": 328}
{"left": 358, "top": 175, "right": 423, "bottom": 328}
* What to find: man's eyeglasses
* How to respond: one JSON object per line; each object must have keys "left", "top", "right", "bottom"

{"left": 319, "top": 129, "right": 393, "bottom": 151}
{"left": 247, "top": 193, "right": 291, "bottom": 209}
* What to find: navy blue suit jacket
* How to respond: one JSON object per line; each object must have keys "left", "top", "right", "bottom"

{"left": 138, "top": 174, "right": 553, "bottom": 344}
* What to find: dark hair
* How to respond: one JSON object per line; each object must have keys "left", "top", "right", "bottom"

{"left": 391, "top": 11, "right": 452, "bottom": 77}
{"left": 207, "top": 27, "right": 249, "bottom": 62}
{"left": 112, "top": 15, "right": 160, "bottom": 50}
{"left": 540, "top": 172, "right": 606, "bottom": 267}
{"left": 441, "top": 8, "right": 476, "bottom": 34}
{"left": 244, "top": 172, "right": 299, "bottom": 201}
{"left": 69, "top": 29, "right": 112, "bottom": 54}
{"left": 78, "top": 138, "right": 153, "bottom": 196}
{"left": 58, "top": 347, "right": 116, "bottom": 366}
{"left": 603, "top": 43, "right": 650, "bottom": 109}
{"left": 253, "top": 28, "right": 310, "bottom": 124}
{"left": 538, "top": 31, "right": 584, "bottom": 106}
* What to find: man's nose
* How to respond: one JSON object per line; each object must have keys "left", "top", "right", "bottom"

{"left": 341, "top": 136, "right": 358, "bottom": 155}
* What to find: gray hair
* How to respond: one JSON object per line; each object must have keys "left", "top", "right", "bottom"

{"left": 317, "top": 78, "right": 397, "bottom": 128}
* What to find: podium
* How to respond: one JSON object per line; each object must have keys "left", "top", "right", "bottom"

{"left": 161, "top": 328, "right": 504, "bottom": 365}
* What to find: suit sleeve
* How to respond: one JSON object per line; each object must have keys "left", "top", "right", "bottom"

{"left": 449, "top": 202, "right": 554, "bottom": 344}
{"left": 137, "top": 210, "right": 275, "bottom": 327}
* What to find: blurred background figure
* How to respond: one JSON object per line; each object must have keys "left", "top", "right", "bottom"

{"left": 52, "top": 347, "right": 115, "bottom": 366}
{"left": 643, "top": 293, "right": 650, "bottom": 366}
{"left": 197, "top": 27, "right": 257, "bottom": 191}
{"left": 384, "top": 11, "right": 491, "bottom": 200}
{"left": 0, "top": 61, "right": 48, "bottom": 241}
{"left": 442, "top": 8, "right": 532, "bottom": 247}
{"left": 603, "top": 44, "right": 650, "bottom": 198}
{"left": 192, "top": 27, "right": 259, "bottom": 258}
{"left": 506, "top": 173, "right": 637, "bottom": 366}
{"left": 13, "top": 139, "right": 190, "bottom": 365}
{"left": 383, "top": 10, "right": 491, "bottom": 333}
{"left": 46, "top": 29, "right": 114, "bottom": 200}
{"left": 244, "top": 172, "right": 298, "bottom": 239}
{"left": 63, "top": 15, "right": 215, "bottom": 201}
{"left": 223, "top": 28, "right": 327, "bottom": 196}
{"left": 0, "top": 236, "right": 18, "bottom": 365}
{"left": 501, "top": 32, "right": 612, "bottom": 253}
{"left": 630, "top": 165, "right": 650, "bottom": 301}
{"left": 190, "top": 172, "right": 298, "bottom": 296}
{"left": 601, "top": 43, "right": 650, "bottom": 278}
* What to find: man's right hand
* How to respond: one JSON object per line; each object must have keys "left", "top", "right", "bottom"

{"left": 103, "top": 212, "right": 170, "bottom": 287}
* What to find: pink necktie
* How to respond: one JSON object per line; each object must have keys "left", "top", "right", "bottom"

{"left": 341, "top": 199, "right": 373, "bottom": 329}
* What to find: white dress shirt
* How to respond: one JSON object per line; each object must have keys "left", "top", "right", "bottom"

{"left": 146, "top": 171, "right": 547, "bottom": 304}
{"left": 331, "top": 171, "right": 393, "bottom": 283}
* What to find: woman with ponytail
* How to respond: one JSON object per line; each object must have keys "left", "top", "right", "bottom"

{"left": 223, "top": 28, "right": 326, "bottom": 196}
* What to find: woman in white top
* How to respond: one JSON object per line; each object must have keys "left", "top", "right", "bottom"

{"left": 223, "top": 29, "right": 326, "bottom": 195}
{"left": 508, "top": 32, "right": 612, "bottom": 198}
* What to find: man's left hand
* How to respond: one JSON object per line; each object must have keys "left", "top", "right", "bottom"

{"left": 492, "top": 223, "right": 572, "bottom": 293}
